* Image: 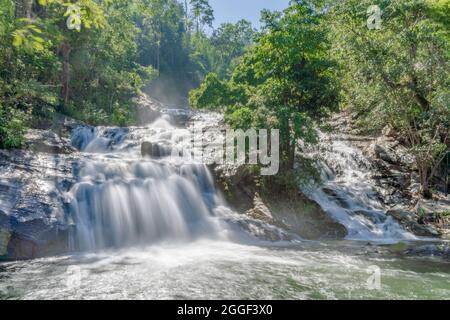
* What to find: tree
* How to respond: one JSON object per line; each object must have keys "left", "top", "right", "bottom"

{"left": 1, "top": 0, "right": 157, "bottom": 127}
{"left": 328, "top": 0, "right": 450, "bottom": 197}
{"left": 210, "top": 19, "right": 255, "bottom": 79}
{"left": 15, "top": 0, "right": 33, "bottom": 18}
{"left": 189, "top": 0, "right": 214, "bottom": 33}
{"left": 190, "top": 1, "right": 338, "bottom": 175}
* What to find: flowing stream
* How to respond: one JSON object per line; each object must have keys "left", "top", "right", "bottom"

{"left": 0, "top": 112, "right": 449, "bottom": 299}
{"left": 302, "top": 132, "right": 417, "bottom": 242}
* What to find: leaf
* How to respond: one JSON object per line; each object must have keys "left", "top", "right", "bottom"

{"left": 12, "top": 33, "right": 23, "bottom": 47}
{"left": 31, "top": 35, "right": 45, "bottom": 44}
{"left": 33, "top": 42, "right": 44, "bottom": 51}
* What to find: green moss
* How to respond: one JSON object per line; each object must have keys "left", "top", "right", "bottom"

{"left": 0, "top": 228, "right": 11, "bottom": 256}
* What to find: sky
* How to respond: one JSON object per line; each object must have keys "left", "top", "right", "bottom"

{"left": 209, "top": 0, "right": 291, "bottom": 29}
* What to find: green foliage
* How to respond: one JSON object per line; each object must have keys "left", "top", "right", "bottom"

{"left": 209, "top": 19, "right": 255, "bottom": 79}
{"left": 0, "top": 104, "right": 28, "bottom": 149}
{"left": 1, "top": 0, "right": 255, "bottom": 135}
{"left": 111, "top": 104, "right": 133, "bottom": 127}
{"left": 188, "top": 73, "right": 247, "bottom": 110}
{"left": 328, "top": 0, "right": 450, "bottom": 195}
{"left": 190, "top": 0, "right": 214, "bottom": 32}
{"left": 190, "top": 0, "right": 338, "bottom": 173}
{"left": 0, "top": 0, "right": 161, "bottom": 129}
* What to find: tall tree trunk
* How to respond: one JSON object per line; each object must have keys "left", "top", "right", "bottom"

{"left": 184, "top": 0, "right": 190, "bottom": 48}
{"left": 61, "top": 41, "right": 72, "bottom": 110}
{"left": 15, "top": 0, "right": 33, "bottom": 19}
{"left": 157, "top": 23, "right": 161, "bottom": 76}
{"left": 288, "top": 139, "right": 296, "bottom": 170}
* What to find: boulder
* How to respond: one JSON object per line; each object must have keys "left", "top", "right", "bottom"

{"left": 24, "top": 129, "right": 76, "bottom": 154}
{"left": 141, "top": 142, "right": 172, "bottom": 158}
{"left": 415, "top": 199, "right": 450, "bottom": 220}
{"left": 134, "top": 95, "right": 192, "bottom": 126}
{"left": 0, "top": 150, "right": 75, "bottom": 260}
{"left": 0, "top": 228, "right": 11, "bottom": 257}
{"left": 371, "top": 143, "right": 398, "bottom": 164}
{"left": 382, "top": 125, "right": 397, "bottom": 138}
{"left": 386, "top": 209, "right": 441, "bottom": 237}
{"left": 322, "top": 187, "right": 350, "bottom": 209}
{"left": 246, "top": 193, "right": 275, "bottom": 224}
{"left": 216, "top": 166, "right": 348, "bottom": 240}
{"left": 405, "top": 244, "right": 450, "bottom": 260}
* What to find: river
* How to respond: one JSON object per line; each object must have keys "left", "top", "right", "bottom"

{"left": 0, "top": 110, "right": 449, "bottom": 300}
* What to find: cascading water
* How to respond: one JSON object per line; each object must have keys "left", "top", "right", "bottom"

{"left": 2, "top": 111, "right": 449, "bottom": 300}
{"left": 69, "top": 160, "right": 227, "bottom": 250}
{"left": 68, "top": 112, "right": 416, "bottom": 251}
{"left": 302, "top": 132, "right": 416, "bottom": 241}
{"left": 67, "top": 112, "right": 291, "bottom": 251}
{"left": 67, "top": 115, "right": 227, "bottom": 251}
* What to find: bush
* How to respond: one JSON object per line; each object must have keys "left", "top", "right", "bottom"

{"left": 0, "top": 105, "right": 28, "bottom": 149}
{"left": 111, "top": 105, "right": 133, "bottom": 127}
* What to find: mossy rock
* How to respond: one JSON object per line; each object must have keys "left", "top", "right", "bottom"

{"left": 0, "top": 228, "right": 11, "bottom": 257}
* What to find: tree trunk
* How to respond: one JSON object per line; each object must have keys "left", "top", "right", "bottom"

{"left": 288, "top": 139, "right": 296, "bottom": 170}
{"left": 61, "top": 41, "right": 72, "bottom": 110}
{"left": 15, "top": 0, "right": 33, "bottom": 19}
{"left": 418, "top": 164, "right": 433, "bottom": 199}
{"left": 184, "top": 0, "right": 191, "bottom": 48}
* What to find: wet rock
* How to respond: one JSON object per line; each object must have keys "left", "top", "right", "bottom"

{"left": 386, "top": 209, "right": 440, "bottom": 237}
{"left": 24, "top": 129, "right": 76, "bottom": 154}
{"left": 0, "top": 150, "right": 75, "bottom": 260}
{"left": 352, "top": 210, "right": 387, "bottom": 224}
{"left": 70, "top": 127, "right": 129, "bottom": 152}
{"left": 0, "top": 228, "right": 11, "bottom": 256}
{"left": 314, "top": 110, "right": 448, "bottom": 238}
{"left": 141, "top": 142, "right": 172, "bottom": 158}
{"left": 70, "top": 126, "right": 96, "bottom": 150}
{"left": 5, "top": 226, "right": 70, "bottom": 261}
{"left": 134, "top": 94, "right": 192, "bottom": 126}
{"left": 322, "top": 187, "right": 350, "bottom": 209}
{"left": 415, "top": 199, "right": 450, "bottom": 219}
{"left": 161, "top": 108, "right": 192, "bottom": 126}
{"left": 371, "top": 143, "right": 398, "bottom": 165}
{"left": 216, "top": 166, "right": 348, "bottom": 240}
{"left": 405, "top": 244, "right": 450, "bottom": 260}
{"left": 246, "top": 193, "right": 275, "bottom": 224}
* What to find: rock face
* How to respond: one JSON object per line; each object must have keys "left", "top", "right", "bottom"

{"left": 0, "top": 226, "right": 11, "bottom": 256}
{"left": 386, "top": 209, "right": 440, "bottom": 237}
{"left": 246, "top": 193, "right": 275, "bottom": 224}
{"left": 141, "top": 142, "right": 172, "bottom": 158}
{"left": 0, "top": 146, "right": 76, "bottom": 260}
{"left": 24, "top": 129, "right": 76, "bottom": 154}
{"left": 215, "top": 166, "right": 348, "bottom": 240}
{"left": 415, "top": 199, "right": 450, "bottom": 239}
{"left": 135, "top": 95, "right": 192, "bottom": 126}
{"left": 326, "top": 110, "right": 449, "bottom": 238}
{"left": 405, "top": 243, "right": 450, "bottom": 260}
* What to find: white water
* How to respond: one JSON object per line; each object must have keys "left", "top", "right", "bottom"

{"left": 68, "top": 114, "right": 418, "bottom": 251}
{"left": 67, "top": 113, "right": 294, "bottom": 251}
{"left": 2, "top": 241, "right": 449, "bottom": 300}
{"left": 302, "top": 133, "right": 417, "bottom": 242}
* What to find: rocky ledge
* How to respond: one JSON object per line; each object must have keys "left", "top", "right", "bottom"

{"left": 213, "top": 165, "right": 348, "bottom": 240}
{"left": 328, "top": 111, "right": 449, "bottom": 239}
{"left": 0, "top": 126, "right": 78, "bottom": 261}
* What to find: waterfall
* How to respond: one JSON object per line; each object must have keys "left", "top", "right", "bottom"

{"left": 67, "top": 112, "right": 416, "bottom": 252}
{"left": 67, "top": 115, "right": 228, "bottom": 251}
{"left": 67, "top": 113, "right": 292, "bottom": 251}
{"left": 302, "top": 132, "right": 416, "bottom": 242}
{"left": 69, "top": 160, "right": 225, "bottom": 250}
